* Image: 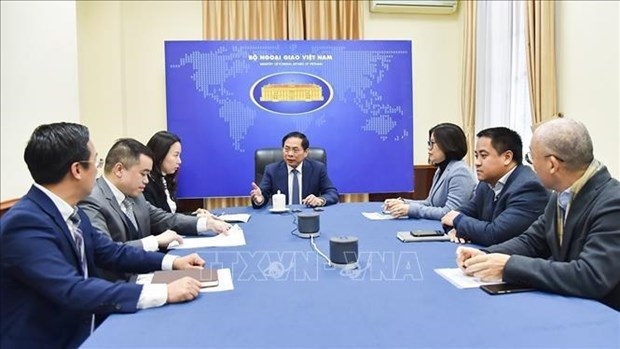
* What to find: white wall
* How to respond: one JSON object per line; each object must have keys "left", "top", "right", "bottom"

{"left": 77, "top": 1, "right": 203, "bottom": 157}
{"left": 3, "top": 1, "right": 618, "bottom": 201}
{"left": 1, "top": 1, "right": 79, "bottom": 201}
{"left": 364, "top": 6, "right": 464, "bottom": 165}
{"left": 556, "top": 1, "right": 620, "bottom": 178}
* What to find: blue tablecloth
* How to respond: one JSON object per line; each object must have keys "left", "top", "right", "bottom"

{"left": 82, "top": 202, "right": 620, "bottom": 348}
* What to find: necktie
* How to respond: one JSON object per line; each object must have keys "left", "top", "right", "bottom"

{"left": 69, "top": 209, "right": 95, "bottom": 334}
{"left": 68, "top": 210, "right": 87, "bottom": 276}
{"left": 556, "top": 192, "right": 570, "bottom": 245}
{"left": 291, "top": 169, "right": 300, "bottom": 205}
{"left": 122, "top": 198, "right": 139, "bottom": 230}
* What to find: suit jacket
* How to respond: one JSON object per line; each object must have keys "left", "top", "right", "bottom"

{"left": 143, "top": 175, "right": 173, "bottom": 213}
{"left": 486, "top": 167, "right": 620, "bottom": 310}
{"left": 79, "top": 177, "right": 199, "bottom": 250}
{"left": 453, "top": 165, "right": 549, "bottom": 246}
{"left": 406, "top": 160, "right": 475, "bottom": 220}
{"left": 0, "top": 186, "right": 164, "bottom": 349}
{"left": 253, "top": 159, "right": 339, "bottom": 209}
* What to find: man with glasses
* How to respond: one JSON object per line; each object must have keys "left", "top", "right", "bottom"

{"left": 250, "top": 131, "right": 339, "bottom": 208}
{"left": 79, "top": 138, "right": 231, "bottom": 281}
{"left": 441, "top": 127, "right": 549, "bottom": 246}
{"left": 1, "top": 123, "right": 205, "bottom": 349}
{"left": 457, "top": 118, "right": 620, "bottom": 310}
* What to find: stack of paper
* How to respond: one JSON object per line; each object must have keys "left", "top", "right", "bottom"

{"left": 361, "top": 212, "right": 395, "bottom": 220}
{"left": 168, "top": 224, "right": 246, "bottom": 249}
{"left": 434, "top": 268, "right": 503, "bottom": 289}
{"left": 218, "top": 213, "right": 251, "bottom": 223}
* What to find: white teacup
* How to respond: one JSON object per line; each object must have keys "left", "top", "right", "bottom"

{"left": 272, "top": 190, "right": 286, "bottom": 210}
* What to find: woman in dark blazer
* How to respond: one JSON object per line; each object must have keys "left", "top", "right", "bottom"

{"left": 144, "top": 131, "right": 209, "bottom": 215}
{"left": 383, "top": 123, "right": 476, "bottom": 220}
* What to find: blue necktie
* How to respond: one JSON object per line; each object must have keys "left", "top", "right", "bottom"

{"left": 70, "top": 210, "right": 96, "bottom": 334}
{"left": 292, "top": 169, "right": 300, "bottom": 205}
{"left": 69, "top": 210, "right": 87, "bottom": 277}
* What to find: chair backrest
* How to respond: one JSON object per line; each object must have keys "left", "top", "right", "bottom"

{"left": 254, "top": 147, "right": 327, "bottom": 184}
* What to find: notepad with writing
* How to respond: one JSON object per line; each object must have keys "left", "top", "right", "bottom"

{"left": 151, "top": 269, "right": 219, "bottom": 288}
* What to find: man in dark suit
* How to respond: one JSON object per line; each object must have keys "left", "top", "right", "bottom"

{"left": 441, "top": 127, "right": 549, "bottom": 246}
{"left": 457, "top": 118, "right": 620, "bottom": 310}
{"left": 0, "top": 123, "right": 205, "bottom": 349}
{"left": 250, "top": 131, "right": 339, "bottom": 209}
{"left": 79, "top": 138, "right": 231, "bottom": 256}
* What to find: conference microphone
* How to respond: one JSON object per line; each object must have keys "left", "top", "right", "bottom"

{"left": 295, "top": 212, "right": 320, "bottom": 238}
{"left": 329, "top": 236, "right": 359, "bottom": 268}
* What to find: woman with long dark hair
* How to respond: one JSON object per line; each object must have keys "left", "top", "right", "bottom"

{"left": 144, "top": 131, "right": 209, "bottom": 215}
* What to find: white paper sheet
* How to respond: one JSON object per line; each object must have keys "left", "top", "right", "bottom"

{"left": 218, "top": 213, "right": 251, "bottom": 223}
{"left": 168, "top": 224, "right": 246, "bottom": 249}
{"left": 135, "top": 268, "right": 234, "bottom": 293}
{"left": 434, "top": 268, "right": 503, "bottom": 289}
{"left": 200, "top": 268, "right": 234, "bottom": 293}
{"left": 361, "top": 212, "right": 395, "bottom": 220}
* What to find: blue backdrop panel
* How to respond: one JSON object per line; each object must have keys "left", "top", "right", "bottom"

{"left": 164, "top": 40, "right": 414, "bottom": 198}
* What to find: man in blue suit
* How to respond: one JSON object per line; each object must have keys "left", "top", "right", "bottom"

{"left": 1, "top": 123, "right": 205, "bottom": 349}
{"left": 441, "top": 127, "right": 549, "bottom": 246}
{"left": 250, "top": 131, "right": 339, "bottom": 208}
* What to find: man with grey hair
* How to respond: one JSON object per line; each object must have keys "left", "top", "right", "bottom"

{"left": 455, "top": 117, "right": 620, "bottom": 310}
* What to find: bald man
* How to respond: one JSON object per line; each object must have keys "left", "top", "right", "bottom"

{"left": 456, "top": 117, "right": 620, "bottom": 310}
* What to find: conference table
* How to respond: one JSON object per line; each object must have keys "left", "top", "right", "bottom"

{"left": 82, "top": 203, "right": 619, "bottom": 348}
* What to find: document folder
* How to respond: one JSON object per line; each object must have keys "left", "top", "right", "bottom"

{"left": 151, "top": 269, "right": 219, "bottom": 288}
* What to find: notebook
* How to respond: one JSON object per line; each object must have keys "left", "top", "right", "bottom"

{"left": 151, "top": 269, "right": 219, "bottom": 288}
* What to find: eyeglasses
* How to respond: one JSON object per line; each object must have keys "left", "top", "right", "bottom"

{"left": 427, "top": 140, "right": 436, "bottom": 150}
{"left": 525, "top": 152, "right": 565, "bottom": 165}
{"left": 79, "top": 158, "right": 104, "bottom": 169}
{"left": 283, "top": 147, "right": 303, "bottom": 155}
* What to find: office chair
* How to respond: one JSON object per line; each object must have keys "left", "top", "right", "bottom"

{"left": 254, "top": 147, "right": 327, "bottom": 184}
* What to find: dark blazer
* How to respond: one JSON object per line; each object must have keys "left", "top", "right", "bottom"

{"left": 486, "top": 167, "right": 620, "bottom": 310}
{"left": 0, "top": 186, "right": 164, "bottom": 349}
{"left": 453, "top": 165, "right": 549, "bottom": 246}
{"left": 253, "top": 159, "right": 339, "bottom": 209}
{"left": 79, "top": 177, "right": 199, "bottom": 250}
{"left": 143, "top": 174, "right": 173, "bottom": 213}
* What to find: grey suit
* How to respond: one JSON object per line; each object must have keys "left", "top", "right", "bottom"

{"left": 405, "top": 160, "right": 475, "bottom": 220}
{"left": 486, "top": 166, "right": 620, "bottom": 310}
{"left": 79, "top": 177, "right": 199, "bottom": 250}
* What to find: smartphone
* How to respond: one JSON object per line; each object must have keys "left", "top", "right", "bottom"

{"left": 480, "top": 284, "right": 535, "bottom": 295}
{"left": 410, "top": 230, "right": 444, "bottom": 237}
{"left": 396, "top": 231, "right": 450, "bottom": 242}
